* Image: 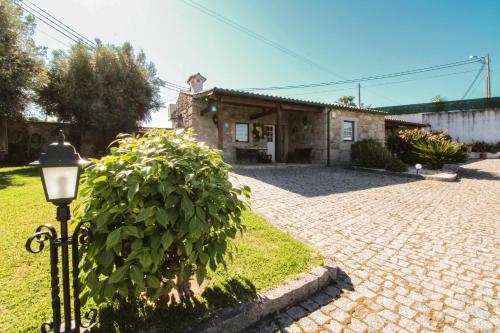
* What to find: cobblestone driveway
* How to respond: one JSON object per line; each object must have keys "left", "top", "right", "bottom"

{"left": 235, "top": 160, "right": 500, "bottom": 333}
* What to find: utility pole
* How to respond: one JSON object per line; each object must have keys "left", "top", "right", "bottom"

{"left": 485, "top": 53, "right": 491, "bottom": 98}
{"left": 357, "top": 83, "right": 361, "bottom": 109}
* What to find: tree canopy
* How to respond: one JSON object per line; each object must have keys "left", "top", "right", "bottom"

{"left": 337, "top": 95, "right": 356, "bottom": 107}
{"left": 0, "top": 0, "right": 45, "bottom": 120}
{"left": 36, "top": 42, "right": 165, "bottom": 154}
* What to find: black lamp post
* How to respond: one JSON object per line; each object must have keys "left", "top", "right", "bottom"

{"left": 26, "top": 130, "right": 97, "bottom": 333}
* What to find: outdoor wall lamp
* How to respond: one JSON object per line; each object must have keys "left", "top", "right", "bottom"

{"left": 26, "top": 130, "right": 97, "bottom": 333}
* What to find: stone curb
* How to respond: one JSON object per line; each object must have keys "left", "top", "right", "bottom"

{"left": 183, "top": 265, "right": 338, "bottom": 333}
{"left": 349, "top": 166, "right": 458, "bottom": 182}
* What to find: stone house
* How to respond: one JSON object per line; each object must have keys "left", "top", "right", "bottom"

{"left": 171, "top": 73, "right": 387, "bottom": 164}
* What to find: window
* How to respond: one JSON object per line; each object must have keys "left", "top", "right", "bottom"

{"left": 263, "top": 126, "right": 273, "bottom": 142}
{"left": 343, "top": 121, "right": 355, "bottom": 141}
{"left": 235, "top": 123, "right": 249, "bottom": 142}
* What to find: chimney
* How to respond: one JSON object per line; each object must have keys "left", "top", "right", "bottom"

{"left": 187, "top": 73, "right": 207, "bottom": 93}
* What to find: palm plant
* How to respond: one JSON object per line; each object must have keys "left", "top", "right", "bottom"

{"left": 413, "top": 140, "right": 467, "bottom": 169}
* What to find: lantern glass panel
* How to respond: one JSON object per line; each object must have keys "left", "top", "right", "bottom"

{"left": 42, "top": 166, "right": 79, "bottom": 201}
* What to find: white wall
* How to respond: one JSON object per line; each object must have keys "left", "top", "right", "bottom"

{"left": 393, "top": 109, "right": 500, "bottom": 143}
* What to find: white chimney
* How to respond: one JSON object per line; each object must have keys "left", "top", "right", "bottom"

{"left": 187, "top": 73, "right": 207, "bottom": 93}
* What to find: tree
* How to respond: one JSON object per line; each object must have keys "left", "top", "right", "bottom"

{"left": 0, "top": 0, "right": 45, "bottom": 120}
{"left": 36, "top": 42, "right": 165, "bottom": 155}
{"left": 337, "top": 95, "right": 356, "bottom": 107}
{"left": 432, "top": 95, "right": 445, "bottom": 103}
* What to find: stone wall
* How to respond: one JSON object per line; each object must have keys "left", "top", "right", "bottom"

{"left": 287, "top": 111, "right": 326, "bottom": 163}
{"left": 328, "top": 109, "right": 386, "bottom": 164}
{"left": 1, "top": 121, "right": 77, "bottom": 164}
{"left": 176, "top": 94, "right": 385, "bottom": 165}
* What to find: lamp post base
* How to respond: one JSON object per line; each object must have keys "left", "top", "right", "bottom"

{"left": 59, "top": 320, "right": 95, "bottom": 333}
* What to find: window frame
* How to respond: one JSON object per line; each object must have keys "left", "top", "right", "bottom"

{"left": 235, "top": 122, "right": 249, "bottom": 143}
{"left": 342, "top": 120, "right": 355, "bottom": 142}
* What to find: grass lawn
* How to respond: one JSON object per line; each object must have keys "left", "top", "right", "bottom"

{"left": 0, "top": 166, "right": 322, "bottom": 333}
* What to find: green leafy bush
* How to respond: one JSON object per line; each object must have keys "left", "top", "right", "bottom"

{"left": 74, "top": 129, "right": 250, "bottom": 306}
{"left": 413, "top": 140, "right": 467, "bottom": 169}
{"left": 387, "top": 128, "right": 467, "bottom": 167}
{"left": 472, "top": 141, "right": 498, "bottom": 153}
{"left": 385, "top": 158, "right": 408, "bottom": 172}
{"left": 351, "top": 139, "right": 391, "bottom": 168}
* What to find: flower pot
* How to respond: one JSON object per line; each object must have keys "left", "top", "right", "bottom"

{"left": 479, "top": 152, "right": 488, "bottom": 159}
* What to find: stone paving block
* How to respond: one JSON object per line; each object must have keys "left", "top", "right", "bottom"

{"left": 297, "top": 317, "right": 318, "bottom": 332}
{"left": 309, "top": 309, "right": 331, "bottom": 326}
{"left": 324, "top": 320, "right": 344, "bottom": 333}
{"left": 282, "top": 323, "right": 302, "bottom": 333}
{"left": 286, "top": 306, "right": 308, "bottom": 320}
{"left": 235, "top": 160, "right": 500, "bottom": 332}
{"left": 300, "top": 299, "right": 320, "bottom": 312}
{"left": 363, "top": 313, "right": 385, "bottom": 330}
{"left": 347, "top": 318, "right": 368, "bottom": 333}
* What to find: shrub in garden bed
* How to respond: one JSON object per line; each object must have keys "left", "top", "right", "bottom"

{"left": 387, "top": 129, "right": 466, "bottom": 168}
{"left": 384, "top": 158, "right": 408, "bottom": 172}
{"left": 472, "top": 141, "right": 499, "bottom": 154}
{"left": 74, "top": 129, "right": 250, "bottom": 308}
{"left": 413, "top": 140, "right": 467, "bottom": 169}
{"left": 351, "top": 139, "right": 392, "bottom": 168}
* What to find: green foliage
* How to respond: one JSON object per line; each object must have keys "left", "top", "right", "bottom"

{"left": 387, "top": 128, "right": 459, "bottom": 165}
{"left": 74, "top": 129, "right": 251, "bottom": 306}
{"left": 432, "top": 95, "right": 445, "bottom": 103}
{"left": 0, "top": 167, "right": 320, "bottom": 333}
{"left": 0, "top": 0, "right": 46, "bottom": 120}
{"left": 471, "top": 141, "right": 498, "bottom": 153}
{"left": 351, "top": 139, "right": 391, "bottom": 168}
{"left": 413, "top": 140, "right": 467, "bottom": 169}
{"left": 384, "top": 158, "right": 408, "bottom": 172}
{"left": 337, "top": 95, "right": 356, "bottom": 107}
{"left": 36, "top": 42, "right": 164, "bottom": 155}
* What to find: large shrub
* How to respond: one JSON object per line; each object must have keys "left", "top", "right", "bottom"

{"left": 74, "top": 129, "right": 250, "bottom": 306}
{"left": 413, "top": 140, "right": 467, "bottom": 169}
{"left": 387, "top": 128, "right": 466, "bottom": 166}
{"left": 351, "top": 139, "right": 392, "bottom": 168}
{"left": 385, "top": 158, "right": 408, "bottom": 172}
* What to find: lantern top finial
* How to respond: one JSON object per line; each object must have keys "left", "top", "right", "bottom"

{"left": 57, "top": 130, "right": 65, "bottom": 145}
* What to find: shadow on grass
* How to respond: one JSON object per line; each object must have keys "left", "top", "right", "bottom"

{"left": 95, "top": 278, "right": 257, "bottom": 333}
{"left": 0, "top": 167, "right": 38, "bottom": 189}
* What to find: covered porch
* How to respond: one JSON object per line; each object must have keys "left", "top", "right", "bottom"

{"left": 197, "top": 89, "right": 327, "bottom": 164}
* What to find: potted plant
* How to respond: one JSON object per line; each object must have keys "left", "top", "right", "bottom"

{"left": 472, "top": 141, "right": 489, "bottom": 159}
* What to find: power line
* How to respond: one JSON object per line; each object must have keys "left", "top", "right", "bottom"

{"left": 18, "top": 2, "right": 95, "bottom": 49}
{"left": 19, "top": 1, "right": 188, "bottom": 93}
{"left": 241, "top": 59, "right": 481, "bottom": 91}
{"left": 462, "top": 63, "right": 485, "bottom": 99}
{"left": 36, "top": 28, "right": 71, "bottom": 48}
{"left": 179, "top": 0, "right": 399, "bottom": 103}
{"left": 284, "top": 68, "right": 483, "bottom": 97}
{"left": 179, "top": 0, "right": 344, "bottom": 79}
{"left": 469, "top": 72, "right": 487, "bottom": 97}
{"left": 22, "top": 0, "right": 96, "bottom": 47}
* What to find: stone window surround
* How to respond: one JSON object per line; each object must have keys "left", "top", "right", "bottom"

{"left": 340, "top": 116, "right": 359, "bottom": 142}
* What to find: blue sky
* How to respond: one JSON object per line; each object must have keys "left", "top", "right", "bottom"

{"left": 31, "top": 0, "right": 500, "bottom": 127}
